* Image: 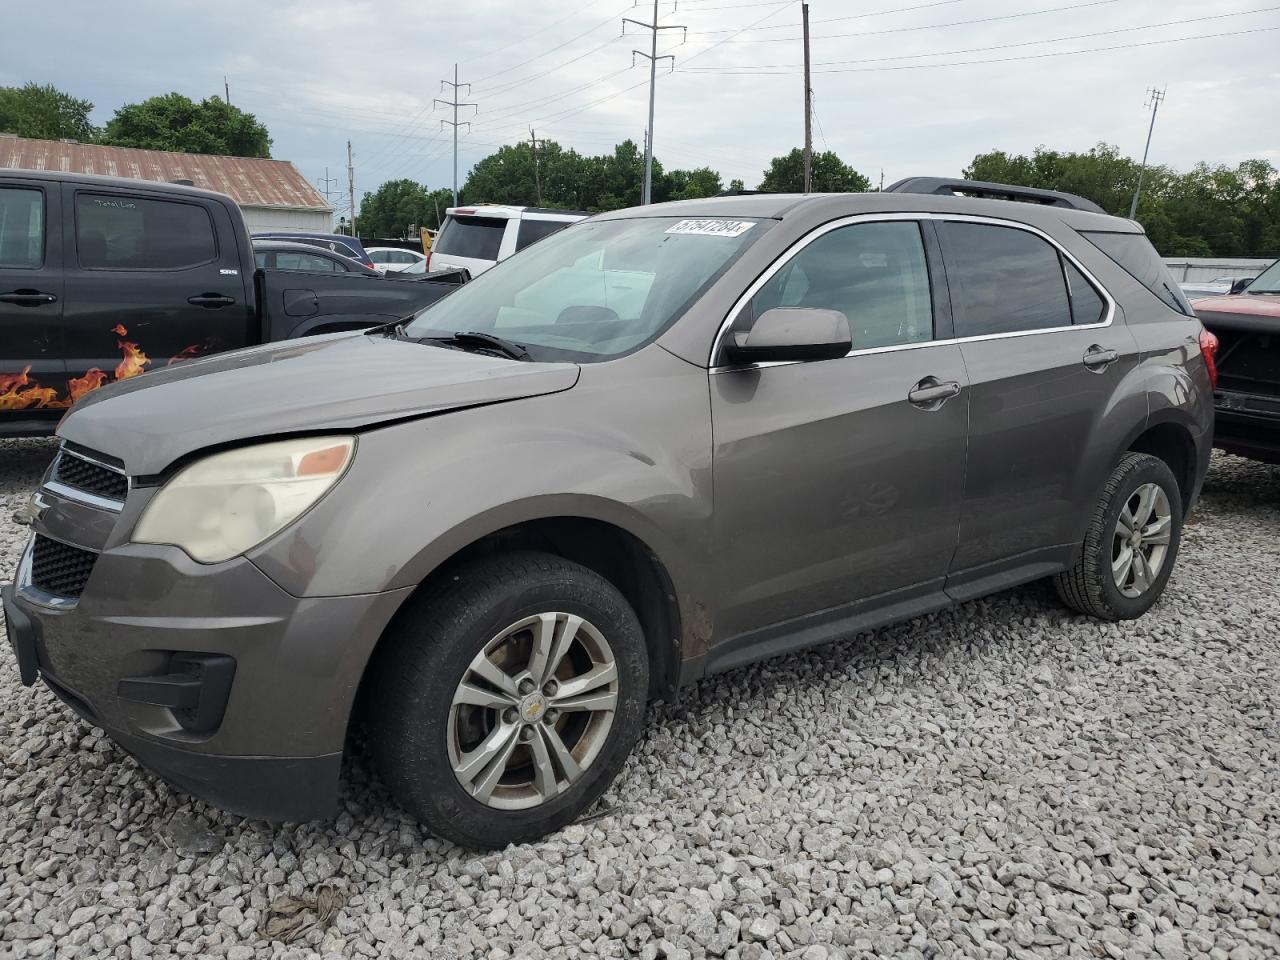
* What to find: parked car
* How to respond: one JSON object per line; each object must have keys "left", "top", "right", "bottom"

{"left": 251, "top": 231, "right": 376, "bottom": 270}
{"left": 367, "top": 246, "right": 429, "bottom": 275}
{"left": 4, "top": 179, "right": 1215, "bottom": 849}
{"left": 0, "top": 170, "right": 463, "bottom": 436}
{"left": 254, "top": 239, "right": 383, "bottom": 275}
{"left": 429, "top": 205, "right": 588, "bottom": 276}
{"left": 1191, "top": 257, "right": 1280, "bottom": 463}
{"left": 1179, "top": 276, "right": 1254, "bottom": 299}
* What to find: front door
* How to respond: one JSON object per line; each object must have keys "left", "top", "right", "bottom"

{"left": 935, "top": 218, "right": 1143, "bottom": 579}
{"left": 60, "top": 186, "right": 253, "bottom": 405}
{"left": 709, "top": 219, "right": 969, "bottom": 651}
{"left": 0, "top": 178, "right": 66, "bottom": 428}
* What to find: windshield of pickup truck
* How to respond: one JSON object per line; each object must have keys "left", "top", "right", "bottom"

{"left": 405, "top": 216, "right": 769, "bottom": 361}
{"left": 1249, "top": 259, "right": 1280, "bottom": 293}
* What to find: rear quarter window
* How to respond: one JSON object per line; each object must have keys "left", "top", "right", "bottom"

{"left": 516, "top": 218, "right": 572, "bottom": 251}
{"left": 1080, "top": 231, "right": 1192, "bottom": 316}
{"left": 436, "top": 215, "right": 506, "bottom": 260}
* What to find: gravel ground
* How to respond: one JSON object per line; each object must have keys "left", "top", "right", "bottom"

{"left": 1, "top": 437, "right": 1278, "bottom": 960}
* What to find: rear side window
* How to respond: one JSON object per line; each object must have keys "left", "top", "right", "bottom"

{"left": 516, "top": 218, "right": 571, "bottom": 251}
{"left": 1064, "top": 260, "right": 1107, "bottom": 325}
{"left": 0, "top": 187, "right": 43, "bottom": 268}
{"left": 76, "top": 194, "right": 217, "bottom": 270}
{"left": 435, "top": 215, "right": 506, "bottom": 260}
{"left": 939, "top": 222, "right": 1072, "bottom": 337}
{"left": 1081, "top": 231, "right": 1192, "bottom": 316}
{"left": 275, "top": 251, "right": 342, "bottom": 272}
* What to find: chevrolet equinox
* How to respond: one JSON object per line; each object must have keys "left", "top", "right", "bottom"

{"left": 4, "top": 179, "right": 1216, "bottom": 849}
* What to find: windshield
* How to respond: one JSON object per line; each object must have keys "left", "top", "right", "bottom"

{"left": 1249, "top": 258, "right": 1280, "bottom": 294}
{"left": 406, "top": 216, "right": 768, "bottom": 361}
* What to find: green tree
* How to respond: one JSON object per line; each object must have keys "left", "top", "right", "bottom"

{"left": 102, "top": 93, "right": 271, "bottom": 157}
{"left": 0, "top": 83, "right": 95, "bottom": 141}
{"left": 359, "top": 179, "right": 447, "bottom": 237}
{"left": 666, "top": 167, "right": 724, "bottom": 202}
{"left": 759, "top": 149, "right": 870, "bottom": 193}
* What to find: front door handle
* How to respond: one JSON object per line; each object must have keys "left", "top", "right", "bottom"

{"left": 187, "top": 294, "right": 236, "bottom": 308}
{"left": 908, "top": 377, "right": 962, "bottom": 410}
{"left": 1083, "top": 345, "right": 1119, "bottom": 372}
{"left": 0, "top": 290, "right": 57, "bottom": 306}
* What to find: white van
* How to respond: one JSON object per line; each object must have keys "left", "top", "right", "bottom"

{"left": 429, "top": 205, "right": 588, "bottom": 277}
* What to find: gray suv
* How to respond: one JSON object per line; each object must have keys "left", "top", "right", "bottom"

{"left": 3, "top": 179, "right": 1215, "bottom": 849}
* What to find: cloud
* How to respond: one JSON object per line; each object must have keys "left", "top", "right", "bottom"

{"left": 3, "top": 0, "right": 1276, "bottom": 202}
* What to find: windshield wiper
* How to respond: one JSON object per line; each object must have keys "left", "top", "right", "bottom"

{"left": 429, "top": 331, "right": 532, "bottom": 361}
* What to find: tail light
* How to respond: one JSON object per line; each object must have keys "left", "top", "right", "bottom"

{"left": 1198, "top": 328, "right": 1219, "bottom": 390}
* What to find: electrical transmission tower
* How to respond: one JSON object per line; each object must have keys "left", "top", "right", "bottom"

{"left": 435, "top": 65, "right": 477, "bottom": 207}
{"left": 1129, "top": 86, "right": 1166, "bottom": 220}
{"left": 316, "top": 168, "right": 341, "bottom": 202}
{"left": 527, "top": 128, "right": 548, "bottom": 206}
{"left": 624, "top": 1, "right": 686, "bottom": 205}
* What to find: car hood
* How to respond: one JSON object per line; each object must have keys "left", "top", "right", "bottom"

{"left": 59, "top": 332, "right": 580, "bottom": 474}
{"left": 1194, "top": 293, "right": 1280, "bottom": 336}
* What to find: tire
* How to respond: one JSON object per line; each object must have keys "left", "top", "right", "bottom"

{"left": 367, "top": 551, "right": 649, "bottom": 849}
{"left": 1054, "top": 452, "right": 1183, "bottom": 621}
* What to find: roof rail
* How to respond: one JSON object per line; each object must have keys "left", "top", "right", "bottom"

{"left": 884, "top": 177, "right": 1106, "bottom": 214}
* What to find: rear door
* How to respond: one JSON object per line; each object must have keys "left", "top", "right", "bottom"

{"left": 0, "top": 178, "right": 66, "bottom": 425}
{"left": 937, "top": 218, "right": 1142, "bottom": 588}
{"left": 430, "top": 213, "right": 509, "bottom": 276}
{"left": 61, "top": 186, "right": 254, "bottom": 399}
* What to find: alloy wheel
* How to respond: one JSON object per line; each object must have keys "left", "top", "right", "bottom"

{"left": 1112, "top": 482, "right": 1173, "bottom": 599}
{"left": 447, "top": 612, "right": 619, "bottom": 810}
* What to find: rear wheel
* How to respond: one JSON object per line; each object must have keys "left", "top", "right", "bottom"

{"left": 368, "top": 552, "right": 649, "bottom": 849}
{"left": 1055, "top": 452, "right": 1183, "bottom": 620}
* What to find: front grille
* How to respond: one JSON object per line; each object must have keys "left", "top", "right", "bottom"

{"left": 30, "top": 535, "right": 98, "bottom": 598}
{"left": 51, "top": 448, "right": 128, "bottom": 502}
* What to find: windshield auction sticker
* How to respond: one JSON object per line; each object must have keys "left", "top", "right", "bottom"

{"left": 665, "top": 219, "right": 756, "bottom": 238}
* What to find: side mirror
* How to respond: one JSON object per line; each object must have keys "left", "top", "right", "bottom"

{"left": 723, "top": 308, "right": 852, "bottom": 365}
{"left": 1230, "top": 277, "right": 1253, "bottom": 295}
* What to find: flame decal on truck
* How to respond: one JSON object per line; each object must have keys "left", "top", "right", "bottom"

{"left": 0, "top": 324, "right": 203, "bottom": 411}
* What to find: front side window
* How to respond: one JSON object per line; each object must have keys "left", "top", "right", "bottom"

{"left": 747, "top": 220, "right": 933, "bottom": 350}
{"left": 1080, "top": 230, "right": 1193, "bottom": 315}
{"left": 76, "top": 194, "right": 216, "bottom": 270}
{"left": 435, "top": 215, "right": 507, "bottom": 260}
{"left": 940, "top": 222, "right": 1072, "bottom": 337}
{"left": 0, "top": 187, "right": 43, "bottom": 269}
{"left": 407, "top": 216, "right": 768, "bottom": 361}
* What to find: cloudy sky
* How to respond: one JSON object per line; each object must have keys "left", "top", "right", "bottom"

{"left": 5, "top": 0, "right": 1277, "bottom": 215}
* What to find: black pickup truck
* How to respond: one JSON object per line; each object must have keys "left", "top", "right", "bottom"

{"left": 0, "top": 170, "right": 462, "bottom": 436}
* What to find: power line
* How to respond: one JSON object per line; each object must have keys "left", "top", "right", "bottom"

{"left": 472, "top": 4, "right": 635, "bottom": 86}
{"left": 686, "top": 0, "right": 968, "bottom": 35}
{"left": 435, "top": 65, "right": 478, "bottom": 205}
{"left": 1130, "top": 86, "right": 1166, "bottom": 219}
{"left": 680, "top": 5, "right": 1280, "bottom": 69}
{"left": 623, "top": 0, "right": 687, "bottom": 205}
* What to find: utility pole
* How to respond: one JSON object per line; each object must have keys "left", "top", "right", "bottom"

{"left": 1129, "top": 86, "right": 1166, "bottom": 220}
{"left": 802, "top": 1, "right": 813, "bottom": 194}
{"left": 435, "top": 65, "right": 477, "bottom": 207}
{"left": 346, "top": 141, "right": 356, "bottom": 238}
{"left": 624, "top": 2, "right": 686, "bottom": 205}
{"left": 879, "top": 169, "right": 885, "bottom": 192}
{"left": 224, "top": 76, "right": 230, "bottom": 105}
{"left": 527, "top": 128, "right": 548, "bottom": 206}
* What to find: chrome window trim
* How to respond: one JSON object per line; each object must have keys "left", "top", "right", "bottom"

{"left": 14, "top": 535, "right": 80, "bottom": 611}
{"left": 709, "top": 211, "right": 1117, "bottom": 372}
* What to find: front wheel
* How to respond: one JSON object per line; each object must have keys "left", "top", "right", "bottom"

{"left": 1055, "top": 452, "right": 1183, "bottom": 620}
{"left": 367, "top": 552, "right": 649, "bottom": 849}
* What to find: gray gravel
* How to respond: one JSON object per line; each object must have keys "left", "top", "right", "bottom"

{"left": 1, "top": 437, "right": 1278, "bottom": 960}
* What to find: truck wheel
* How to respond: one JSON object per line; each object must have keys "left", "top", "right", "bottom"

{"left": 1055, "top": 452, "right": 1183, "bottom": 621}
{"left": 368, "top": 551, "right": 649, "bottom": 849}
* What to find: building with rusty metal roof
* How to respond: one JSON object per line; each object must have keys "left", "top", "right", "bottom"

{"left": 0, "top": 134, "right": 332, "bottom": 233}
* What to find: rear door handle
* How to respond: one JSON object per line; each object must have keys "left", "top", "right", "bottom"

{"left": 0, "top": 290, "right": 57, "bottom": 306}
{"left": 1083, "top": 345, "right": 1119, "bottom": 372}
{"left": 908, "top": 377, "right": 962, "bottom": 409}
{"left": 187, "top": 294, "right": 236, "bottom": 308}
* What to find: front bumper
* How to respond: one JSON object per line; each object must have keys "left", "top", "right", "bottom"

{"left": 1215, "top": 391, "right": 1280, "bottom": 464}
{"left": 6, "top": 516, "right": 411, "bottom": 821}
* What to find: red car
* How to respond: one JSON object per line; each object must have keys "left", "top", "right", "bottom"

{"left": 1192, "top": 258, "right": 1280, "bottom": 463}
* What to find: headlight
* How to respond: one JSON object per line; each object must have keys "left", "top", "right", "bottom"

{"left": 133, "top": 436, "right": 355, "bottom": 563}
